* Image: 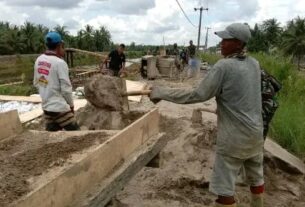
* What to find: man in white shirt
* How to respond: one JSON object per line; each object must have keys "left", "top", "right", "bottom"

{"left": 33, "top": 32, "right": 80, "bottom": 131}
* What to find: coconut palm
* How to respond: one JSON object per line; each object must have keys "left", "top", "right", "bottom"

{"left": 54, "top": 25, "right": 69, "bottom": 38}
{"left": 262, "top": 18, "right": 282, "bottom": 49}
{"left": 21, "top": 21, "right": 39, "bottom": 53}
{"left": 282, "top": 17, "right": 305, "bottom": 70}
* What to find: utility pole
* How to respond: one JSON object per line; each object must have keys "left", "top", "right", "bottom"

{"left": 204, "top": 27, "right": 211, "bottom": 52}
{"left": 194, "top": 6, "right": 208, "bottom": 51}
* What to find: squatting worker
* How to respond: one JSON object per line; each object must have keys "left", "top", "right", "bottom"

{"left": 103, "top": 44, "right": 126, "bottom": 77}
{"left": 149, "top": 23, "right": 264, "bottom": 207}
{"left": 33, "top": 32, "right": 80, "bottom": 131}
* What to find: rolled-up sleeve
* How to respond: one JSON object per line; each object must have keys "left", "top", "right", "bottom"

{"left": 150, "top": 63, "right": 225, "bottom": 104}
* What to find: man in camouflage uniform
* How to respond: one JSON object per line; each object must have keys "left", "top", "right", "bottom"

{"left": 150, "top": 23, "right": 265, "bottom": 207}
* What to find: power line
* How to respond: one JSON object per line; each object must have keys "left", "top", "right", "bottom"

{"left": 175, "top": 0, "right": 197, "bottom": 28}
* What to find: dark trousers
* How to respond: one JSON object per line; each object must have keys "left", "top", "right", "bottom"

{"left": 44, "top": 111, "right": 80, "bottom": 132}
{"left": 111, "top": 69, "right": 120, "bottom": 77}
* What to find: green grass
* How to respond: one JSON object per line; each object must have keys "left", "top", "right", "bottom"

{"left": 201, "top": 52, "right": 305, "bottom": 155}
{"left": 0, "top": 84, "right": 37, "bottom": 96}
{"left": 125, "top": 51, "right": 146, "bottom": 59}
{"left": 253, "top": 53, "right": 305, "bottom": 155}
{"left": 201, "top": 53, "right": 222, "bottom": 65}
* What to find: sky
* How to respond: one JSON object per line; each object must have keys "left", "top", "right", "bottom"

{"left": 0, "top": 0, "right": 304, "bottom": 47}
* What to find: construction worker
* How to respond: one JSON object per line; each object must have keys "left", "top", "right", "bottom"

{"left": 171, "top": 43, "right": 179, "bottom": 56}
{"left": 102, "top": 44, "right": 126, "bottom": 77}
{"left": 187, "top": 40, "right": 198, "bottom": 77}
{"left": 170, "top": 43, "right": 181, "bottom": 71}
{"left": 34, "top": 32, "right": 80, "bottom": 131}
{"left": 187, "top": 40, "right": 196, "bottom": 59}
{"left": 149, "top": 23, "right": 264, "bottom": 207}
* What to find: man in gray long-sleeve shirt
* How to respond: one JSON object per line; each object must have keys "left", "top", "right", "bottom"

{"left": 34, "top": 32, "right": 80, "bottom": 131}
{"left": 150, "top": 23, "right": 264, "bottom": 207}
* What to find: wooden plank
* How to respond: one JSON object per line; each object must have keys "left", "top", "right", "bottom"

{"left": 76, "top": 70, "right": 100, "bottom": 77}
{"left": 79, "top": 133, "right": 167, "bottom": 207}
{"left": 264, "top": 138, "right": 305, "bottom": 174}
{"left": 0, "top": 95, "right": 42, "bottom": 103}
{"left": 28, "top": 130, "right": 120, "bottom": 137}
{"left": 66, "top": 48, "right": 107, "bottom": 59}
{"left": 20, "top": 99, "right": 87, "bottom": 123}
{"left": 14, "top": 109, "right": 159, "bottom": 207}
{"left": 126, "top": 80, "right": 147, "bottom": 102}
{"left": 0, "top": 110, "right": 23, "bottom": 141}
{"left": 19, "top": 107, "right": 43, "bottom": 123}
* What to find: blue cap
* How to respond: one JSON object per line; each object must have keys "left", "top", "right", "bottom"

{"left": 45, "top": 32, "right": 63, "bottom": 44}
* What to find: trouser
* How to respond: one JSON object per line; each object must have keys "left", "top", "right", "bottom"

{"left": 112, "top": 70, "right": 120, "bottom": 77}
{"left": 209, "top": 153, "right": 264, "bottom": 197}
{"left": 187, "top": 58, "right": 199, "bottom": 78}
{"left": 44, "top": 111, "right": 80, "bottom": 132}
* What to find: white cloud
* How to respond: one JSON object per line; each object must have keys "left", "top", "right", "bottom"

{"left": 107, "top": 0, "right": 156, "bottom": 15}
{"left": 0, "top": 0, "right": 84, "bottom": 9}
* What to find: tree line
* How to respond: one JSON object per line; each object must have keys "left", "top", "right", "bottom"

{"left": 206, "top": 17, "right": 305, "bottom": 70}
{"left": 246, "top": 17, "right": 305, "bottom": 70}
{"left": 0, "top": 22, "right": 113, "bottom": 55}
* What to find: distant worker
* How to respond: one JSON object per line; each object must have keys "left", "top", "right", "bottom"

{"left": 187, "top": 40, "right": 196, "bottom": 60}
{"left": 33, "top": 32, "right": 80, "bottom": 131}
{"left": 169, "top": 43, "right": 181, "bottom": 70}
{"left": 170, "top": 43, "right": 179, "bottom": 56}
{"left": 180, "top": 48, "right": 188, "bottom": 70}
{"left": 102, "top": 44, "right": 126, "bottom": 77}
{"left": 150, "top": 23, "right": 264, "bottom": 207}
{"left": 187, "top": 40, "right": 198, "bottom": 77}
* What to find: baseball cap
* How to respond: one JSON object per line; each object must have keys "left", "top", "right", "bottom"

{"left": 45, "top": 32, "right": 63, "bottom": 45}
{"left": 215, "top": 23, "right": 251, "bottom": 43}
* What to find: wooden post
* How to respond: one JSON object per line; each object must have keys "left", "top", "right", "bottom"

{"left": 71, "top": 51, "right": 74, "bottom": 68}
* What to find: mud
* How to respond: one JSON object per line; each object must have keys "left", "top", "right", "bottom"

{"left": 84, "top": 75, "right": 127, "bottom": 111}
{"left": 0, "top": 132, "right": 109, "bottom": 206}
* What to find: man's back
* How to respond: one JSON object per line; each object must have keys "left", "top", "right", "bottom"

{"left": 109, "top": 50, "right": 125, "bottom": 70}
{"left": 215, "top": 56, "right": 264, "bottom": 158}
{"left": 34, "top": 54, "right": 72, "bottom": 112}
{"left": 188, "top": 45, "right": 196, "bottom": 58}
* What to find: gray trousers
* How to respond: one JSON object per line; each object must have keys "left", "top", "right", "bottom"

{"left": 209, "top": 153, "right": 264, "bottom": 196}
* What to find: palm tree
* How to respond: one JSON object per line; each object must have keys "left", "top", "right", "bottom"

{"left": 99, "top": 26, "right": 111, "bottom": 51}
{"left": 248, "top": 24, "right": 269, "bottom": 52}
{"left": 76, "top": 30, "right": 85, "bottom": 49}
{"left": 282, "top": 17, "right": 305, "bottom": 70}
{"left": 93, "top": 30, "right": 102, "bottom": 51}
{"left": 54, "top": 25, "right": 69, "bottom": 38}
{"left": 21, "top": 21, "right": 39, "bottom": 53}
{"left": 82, "top": 25, "right": 94, "bottom": 50}
{"left": 262, "top": 18, "right": 282, "bottom": 49}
